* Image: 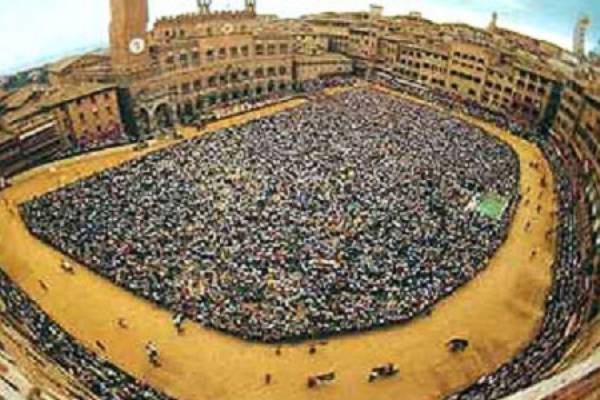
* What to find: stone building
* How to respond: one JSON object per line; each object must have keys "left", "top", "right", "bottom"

{"left": 45, "top": 84, "right": 122, "bottom": 143}
{"left": 47, "top": 53, "right": 113, "bottom": 86}
{"left": 100, "top": 0, "right": 351, "bottom": 135}
{"left": 0, "top": 84, "right": 122, "bottom": 177}
{"left": 49, "top": 0, "right": 352, "bottom": 136}
{"left": 303, "top": 8, "right": 564, "bottom": 128}
{"left": 0, "top": 87, "right": 68, "bottom": 177}
{"left": 553, "top": 75, "right": 600, "bottom": 194}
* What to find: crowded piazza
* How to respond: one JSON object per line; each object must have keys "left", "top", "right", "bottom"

{"left": 20, "top": 89, "right": 521, "bottom": 342}
{"left": 0, "top": 0, "right": 600, "bottom": 399}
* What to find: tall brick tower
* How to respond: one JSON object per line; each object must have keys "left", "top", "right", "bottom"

{"left": 109, "top": 0, "right": 149, "bottom": 73}
{"left": 245, "top": 0, "right": 257, "bottom": 16}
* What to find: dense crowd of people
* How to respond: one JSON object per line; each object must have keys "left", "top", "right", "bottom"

{"left": 375, "top": 74, "right": 529, "bottom": 135}
{"left": 0, "top": 269, "right": 174, "bottom": 400}
{"left": 55, "top": 130, "right": 131, "bottom": 161}
{"left": 447, "top": 134, "right": 592, "bottom": 400}
{"left": 299, "top": 76, "right": 358, "bottom": 94}
{"left": 21, "top": 89, "right": 519, "bottom": 342}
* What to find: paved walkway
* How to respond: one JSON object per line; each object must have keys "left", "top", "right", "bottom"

{"left": 0, "top": 90, "right": 555, "bottom": 400}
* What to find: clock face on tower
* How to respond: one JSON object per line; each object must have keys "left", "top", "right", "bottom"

{"left": 221, "top": 23, "right": 234, "bottom": 35}
{"left": 129, "top": 38, "right": 146, "bottom": 55}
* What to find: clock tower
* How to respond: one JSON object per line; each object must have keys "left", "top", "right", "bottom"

{"left": 109, "top": 0, "right": 149, "bottom": 73}
{"left": 245, "top": 0, "right": 257, "bottom": 16}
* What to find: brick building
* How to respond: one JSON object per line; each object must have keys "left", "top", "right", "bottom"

{"left": 53, "top": 0, "right": 352, "bottom": 136}
{"left": 0, "top": 84, "right": 122, "bottom": 177}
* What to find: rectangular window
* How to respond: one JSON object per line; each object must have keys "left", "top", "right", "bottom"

{"left": 180, "top": 53, "right": 189, "bottom": 66}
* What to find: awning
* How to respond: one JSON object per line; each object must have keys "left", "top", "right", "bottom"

{"left": 19, "top": 122, "right": 55, "bottom": 141}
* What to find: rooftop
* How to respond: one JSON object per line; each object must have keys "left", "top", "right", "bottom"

{"left": 43, "top": 83, "right": 116, "bottom": 108}
{"left": 0, "top": 123, "right": 14, "bottom": 144}
{"left": 1, "top": 85, "right": 48, "bottom": 111}
{"left": 47, "top": 52, "right": 110, "bottom": 74}
{"left": 0, "top": 83, "right": 115, "bottom": 127}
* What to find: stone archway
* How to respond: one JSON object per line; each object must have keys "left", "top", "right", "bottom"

{"left": 255, "top": 86, "right": 264, "bottom": 97}
{"left": 154, "top": 103, "right": 174, "bottom": 129}
{"left": 242, "top": 86, "right": 251, "bottom": 99}
{"left": 136, "top": 107, "right": 152, "bottom": 138}
{"left": 221, "top": 92, "right": 230, "bottom": 103}
{"left": 196, "top": 96, "right": 204, "bottom": 112}
{"left": 181, "top": 101, "right": 195, "bottom": 124}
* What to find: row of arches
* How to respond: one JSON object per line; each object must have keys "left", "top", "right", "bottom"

{"left": 135, "top": 81, "right": 296, "bottom": 136}
{"left": 136, "top": 103, "right": 174, "bottom": 137}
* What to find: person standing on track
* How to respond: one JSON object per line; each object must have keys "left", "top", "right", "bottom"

{"left": 145, "top": 341, "right": 161, "bottom": 367}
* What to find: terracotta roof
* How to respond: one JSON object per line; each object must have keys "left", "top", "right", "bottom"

{"left": 42, "top": 83, "right": 116, "bottom": 108}
{"left": 1, "top": 83, "right": 114, "bottom": 126}
{"left": 47, "top": 52, "right": 109, "bottom": 73}
{"left": 0, "top": 132, "right": 14, "bottom": 145}
{"left": 1, "top": 85, "right": 47, "bottom": 110}
{"left": 585, "top": 79, "right": 600, "bottom": 103}
{"left": 514, "top": 58, "right": 559, "bottom": 80}
{"left": 1, "top": 103, "right": 47, "bottom": 125}
{"left": 47, "top": 55, "right": 85, "bottom": 73}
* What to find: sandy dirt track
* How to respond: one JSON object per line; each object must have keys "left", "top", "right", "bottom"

{"left": 0, "top": 89, "right": 555, "bottom": 400}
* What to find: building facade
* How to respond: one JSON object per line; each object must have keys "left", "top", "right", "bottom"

{"left": 0, "top": 84, "right": 122, "bottom": 177}
{"left": 52, "top": 0, "right": 353, "bottom": 136}
{"left": 304, "top": 9, "right": 564, "bottom": 128}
